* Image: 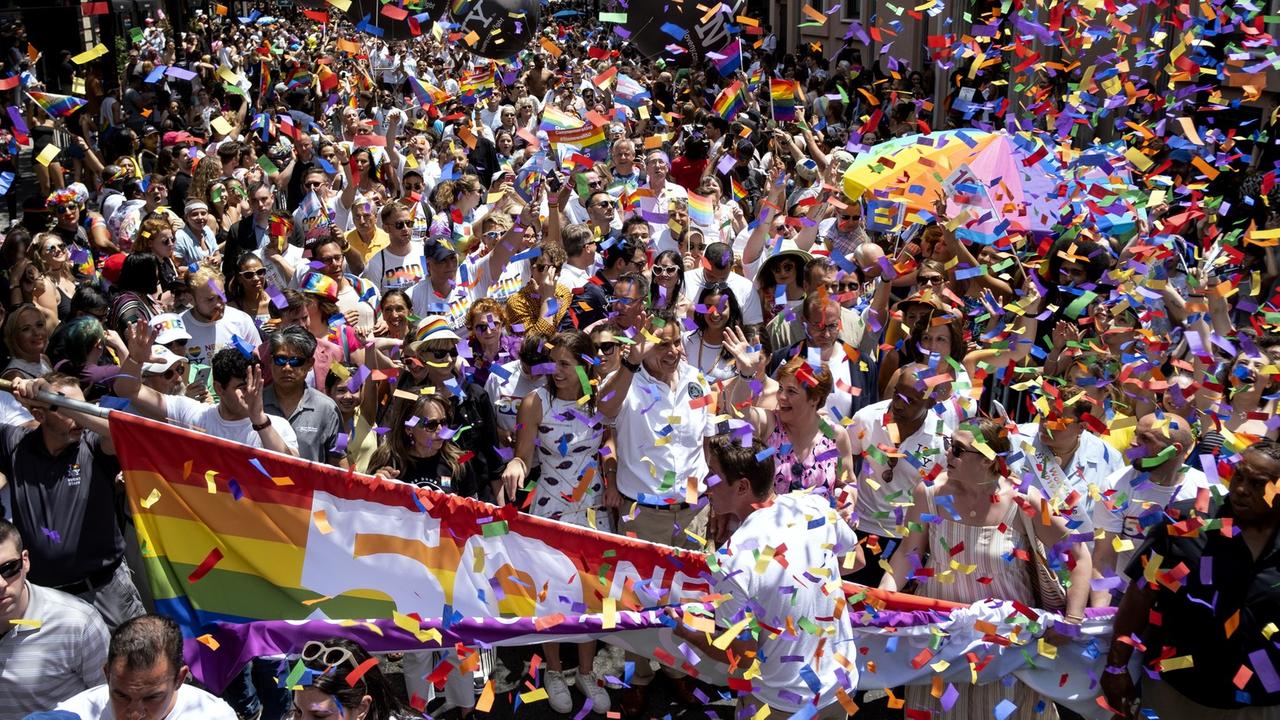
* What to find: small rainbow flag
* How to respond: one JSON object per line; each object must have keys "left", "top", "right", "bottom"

{"left": 747, "top": 67, "right": 764, "bottom": 91}
{"left": 549, "top": 123, "right": 608, "bottom": 162}
{"left": 540, "top": 106, "right": 585, "bottom": 131}
{"left": 770, "top": 79, "right": 799, "bottom": 122}
{"left": 730, "top": 176, "right": 748, "bottom": 203}
{"left": 713, "top": 81, "right": 745, "bottom": 122}
{"left": 285, "top": 68, "right": 312, "bottom": 91}
{"left": 408, "top": 75, "right": 449, "bottom": 108}
{"left": 687, "top": 192, "right": 715, "bottom": 228}
{"left": 28, "top": 91, "right": 87, "bottom": 119}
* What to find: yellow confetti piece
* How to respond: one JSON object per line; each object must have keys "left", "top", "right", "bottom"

{"left": 302, "top": 596, "right": 332, "bottom": 606}
{"left": 1158, "top": 655, "right": 1194, "bottom": 672}
{"left": 210, "top": 116, "right": 234, "bottom": 137}
{"left": 34, "top": 144, "right": 60, "bottom": 167}
{"left": 327, "top": 0, "right": 352, "bottom": 10}
{"left": 519, "top": 687, "right": 548, "bottom": 703}
{"left": 271, "top": 476, "right": 294, "bottom": 486}
{"left": 602, "top": 597, "right": 617, "bottom": 630}
{"left": 141, "top": 489, "right": 162, "bottom": 509}
{"left": 10, "top": 618, "right": 41, "bottom": 628}
{"left": 205, "top": 470, "right": 218, "bottom": 494}
{"left": 714, "top": 616, "right": 752, "bottom": 650}
{"left": 750, "top": 703, "right": 771, "bottom": 720}
{"left": 196, "top": 634, "right": 220, "bottom": 650}
{"left": 70, "top": 43, "right": 108, "bottom": 65}
{"left": 1264, "top": 623, "right": 1278, "bottom": 640}
{"left": 1037, "top": 637, "right": 1058, "bottom": 659}
{"left": 312, "top": 511, "right": 333, "bottom": 534}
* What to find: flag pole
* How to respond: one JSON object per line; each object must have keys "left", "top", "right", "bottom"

{"left": 0, "top": 379, "right": 111, "bottom": 419}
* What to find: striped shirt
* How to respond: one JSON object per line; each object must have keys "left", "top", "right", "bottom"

{"left": 0, "top": 582, "right": 109, "bottom": 720}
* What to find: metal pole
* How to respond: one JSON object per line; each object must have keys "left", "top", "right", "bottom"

{"left": 0, "top": 379, "right": 112, "bottom": 419}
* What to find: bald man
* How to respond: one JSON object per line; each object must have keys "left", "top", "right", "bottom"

{"left": 1090, "top": 413, "right": 1207, "bottom": 606}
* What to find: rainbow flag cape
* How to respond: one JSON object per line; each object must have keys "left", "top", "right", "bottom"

{"left": 547, "top": 122, "right": 608, "bottom": 162}
{"left": 770, "top": 79, "right": 799, "bottom": 122}
{"left": 27, "top": 91, "right": 87, "bottom": 119}
{"left": 713, "top": 81, "right": 746, "bottom": 122}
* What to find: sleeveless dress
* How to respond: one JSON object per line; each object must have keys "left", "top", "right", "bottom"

{"left": 904, "top": 489, "right": 1053, "bottom": 720}
{"left": 767, "top": 414, "right": 842, "bottom": 498}
{"left": 529, "top": 387, "right": 611, "bottom": 532}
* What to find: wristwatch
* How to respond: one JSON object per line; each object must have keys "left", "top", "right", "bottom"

{"left": 251, "top": 418, "right": 272, "bottom": 431}
{"left": 621, "top": 357, "right": 641, "bottom": 374}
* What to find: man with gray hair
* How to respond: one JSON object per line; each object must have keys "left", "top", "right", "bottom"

{"left": 261, "top": 325, "right": 344, "bottom": 466}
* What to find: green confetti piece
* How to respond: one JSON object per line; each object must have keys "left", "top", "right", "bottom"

{"left": 482, "top": 520, "right": 509, "bottom": 537}
{"left": 599, "top": 11, "right": 627, "bottom": 22}
{"left": 1062, "top": 290, "right": 1098, "bottom": 319}
{"left": 257, "top": 155, "right": 280, "bottom": 175}
{"left": 284, "top": 659, "right": 307, "bottom": 688}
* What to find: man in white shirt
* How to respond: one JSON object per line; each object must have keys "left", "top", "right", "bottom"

{"left": 847, "top": 363, "right": 947, "bottom": 585}
{"left": 1091, "top": 413, "right": 1205, "bottom": 605}
{"left": 1010, "top": 398, "right": 1125, "bottom": 534}
{"left": 669, "top": 435, "right": 857, "bottom": 719}
{"left": 361, "top": 201, "right": 424, "bottom": 293}
{"left": 115, "top": 322, "right": 299, "bottom": 457}
{"left": 683, "top": 241, "right": 763, "bottom": 325}
{"left": 598, "top": 309, "right": 714, "bottom": 707}
{"left": 179, "top": 267, "right": 262, "bottom": 367}
{"left": 55, "top": 615, "right": 236, "bottom": 719}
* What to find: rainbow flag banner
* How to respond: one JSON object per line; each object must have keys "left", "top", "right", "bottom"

{"left": 114, "top": 414, "right": 710, "bottom": 685}
{"left": 770, "top": 79, "right": 799, "bottom": 122}
{"left": 547, "top": 122, "right": 609, "bottom": 162}
{"left": 114, "top": 413, "right": 1115, "bottom": 713}
{"left": 28, "top": 91, "right": 88, "bottom": 118}
{"left": 713, "top": 80, "right": 746, "bottom": 122}
{"left": 407, "top": 74, "right": 448, "bottom": 108}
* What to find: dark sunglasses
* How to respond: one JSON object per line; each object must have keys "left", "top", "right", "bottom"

{"left": 393, "top": 220, "right": 413, "bottom": 229}
{"left": 273, "top": 355, "right": 307, "bottom": 368}
{"left": 418, "top": 418, "right": 448, "bottom": 432}
{"left": 597, "top": 341, "right": 619, "bottom": 354}
{"left": 0, "top": 558, "right": 21, "bottom": 580}
{"left": 428, "top": 349, "right": 459, "bottom": 360}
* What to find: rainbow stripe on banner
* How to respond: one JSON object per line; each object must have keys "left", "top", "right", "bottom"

{"left": 115, "top": 413, "right": 708, "bottom": 645}
{"left": 28, "top": 91, "right": 87, "bottom": 119}
{"left": 770, "top": 79, "right": 799, "bottom": 122}
{"left": 547, "top": 123, "right": 609, "bottom": 162}
{"left": 713, "top": 81, "right": 746, "bottom": 122}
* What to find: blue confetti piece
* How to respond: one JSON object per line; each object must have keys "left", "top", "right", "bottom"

{"left": 228, "top": 480, "right": 244, "bottom": 501}
{"left": 660, "top": 22, "right": 686, "bottom": 39}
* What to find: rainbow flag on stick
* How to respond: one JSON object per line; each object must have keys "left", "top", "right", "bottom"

{"left": 27, "top": 91, "right": 87, "bottom": 119}
{"left": 713, "top": 81, "right": 746, "bottom": 122}
{"left": 540, "top": 105, "right": 586, "bottom": 131}
{"left": 547, "top": 122, "right": 608, "bottom": 162}
{"left": 770, "top": 79, "right": 799, "bottom": 122}
{"left": 688, "top": 191, "right": 716, "bottom": 228}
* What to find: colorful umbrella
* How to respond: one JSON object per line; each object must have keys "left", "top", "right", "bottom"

{"left": 841, "top": 129, "right": 1067, "bottom": 235}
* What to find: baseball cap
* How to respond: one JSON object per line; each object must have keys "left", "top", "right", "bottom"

{"left": 424, "top": 240, "right": 457, "bottom": 262}
{"left": 142, "top": 345, "right": 186, "bottom": 375}
{"left": 149, "top": 313, "right": 192, "bottom": 345}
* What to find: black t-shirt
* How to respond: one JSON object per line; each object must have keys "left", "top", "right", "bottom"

{"left": 0, "top": 426, "right": 124, "bottom": 587}
{"left": 399, "top": 453, "right": 478, "bottom": 499}
{"left": 1127, "top": 499, "right": 1280, "bottom": 709}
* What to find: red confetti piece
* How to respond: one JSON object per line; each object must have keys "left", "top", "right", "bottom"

{"left": 345, "top": 657, "right": 379, "bottom": 687}
{"left": 187, "top": 548, "right": 223, "bottom": 583}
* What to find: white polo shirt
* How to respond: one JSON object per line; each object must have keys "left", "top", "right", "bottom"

{"left": 1092, "top": 465, "right": 1210, "bottom": 577}
{"left": 847, "top": 400, "right": 947, "bottom": 538}
{"left": 613, "top": 362, "right": 714, "bottom": 504}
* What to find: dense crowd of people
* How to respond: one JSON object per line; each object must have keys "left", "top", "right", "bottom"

{"left": 0, "top": 2, "right": 1277, "bottom": 719}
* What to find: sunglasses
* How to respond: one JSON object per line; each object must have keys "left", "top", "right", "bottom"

{"left": 840, "top": 214, "right": 862, "bottom": 222}
{"left": 44, "top": 244, "right": 67, "bottom": 253}
{"left": 301, "top": 641, "right": 358, "bottom": 673}
{"left": 240, "top": 268, "right": 267, "bottom": 279}
{"left": 945, "top": 437, "right": 983, "bottom": 458}
{"left": 472, "top": 321, "right": 498, "bottom": 333}
{"left": 416, "top": 418, "right": 448, "bottom": 432}
{"left": 304, "top": 181, "right": 325, "bottom": 189}
{"left": 919, "top": 275, "right": 946, "bottom": 286}
{"left": 0, "top": 558, "right": 21, "bottom": 580}
{"left": 597, "top": 341, "right": 619, "bottom": 354}
{"left": 653, "top": 265, "right": 679, "bottom": 276}
{"left": 428, "top": 349, "right": 459, "bottom": 360}
{"left": 273, "top": 355, "right": 308, "bottom": 368}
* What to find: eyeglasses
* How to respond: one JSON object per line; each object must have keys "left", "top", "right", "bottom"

{"left": 806, "top": 321, "right": 840, "bottom": 334}
{"left": 839, "top": 214, "right": 862, "bottom": 222}
{"left": 653, "top": 265, "right": 679, "bottom": 276}
{"left": 416, "top": 418, "right": 448, "bottom": 432}
{"left": 472, "top": 321, "right": 498, "bottom": 333}
{"left": 240, "top": 268, "right": 267, "bottom": 279}
{"left": 0, "top": 558, "right": 22, "bottom": 580}
{"left": 532, "top": 263, "right": 561, "bottom": 273}
{"left": 919, "top": 275, "right": 945, "bottom": 286}
{"left": 44, "top": 244, "right": 66, "bottom": 254}
{"left": 393, "top": 220, "right": 413, "bottom": 229}
{"left": 157, "top": 236, "right": 176, "bottom": 246}
{"left": 273, "top": 355, "right": 308, "bottom": 368}
{"left": 591, "top": 201, "right": 616, "bottom": 209}
{"left": 597, "top": 341, "right": 619, "bottom": 354}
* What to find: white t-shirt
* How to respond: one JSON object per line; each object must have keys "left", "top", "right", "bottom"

{"left": 362, "top": 241, "right": 425, "bottom": 294}
{"left": 713, "top": 492, "right": 858, "bottom": 712}
{"left": 56, "top": 681, "right": 238, "bottom": 719}
{"left": 164, "top": 395, "right": 299, "bottom": 453}
{"left": 612, "top": 362, "right": 714, "bottom": 502}
{"left": 1092, "top": 465, "right": 1210, "bottom": 577}
{"left": 682, "top": 268, "right": 763, "bottom": 325}
{"left": 484, "top": 359, "right": 541, "bottom": 436}
{"left": 179, "top": 307, "right": 262, "bottom": 367}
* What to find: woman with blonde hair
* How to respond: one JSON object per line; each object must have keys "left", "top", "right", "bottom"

{"left": 17, "top": 232, "right": 77, "bottom": 325}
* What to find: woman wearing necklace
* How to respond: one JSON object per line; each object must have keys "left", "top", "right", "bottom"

{"left": 879, "top": 417, "right": 1091, "bottom": 720}
{"left": 723, "top": 330, "right": 857, "bottom": 518}
{"left": 684, "top": 282, "right": 743, "bottom": 383}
